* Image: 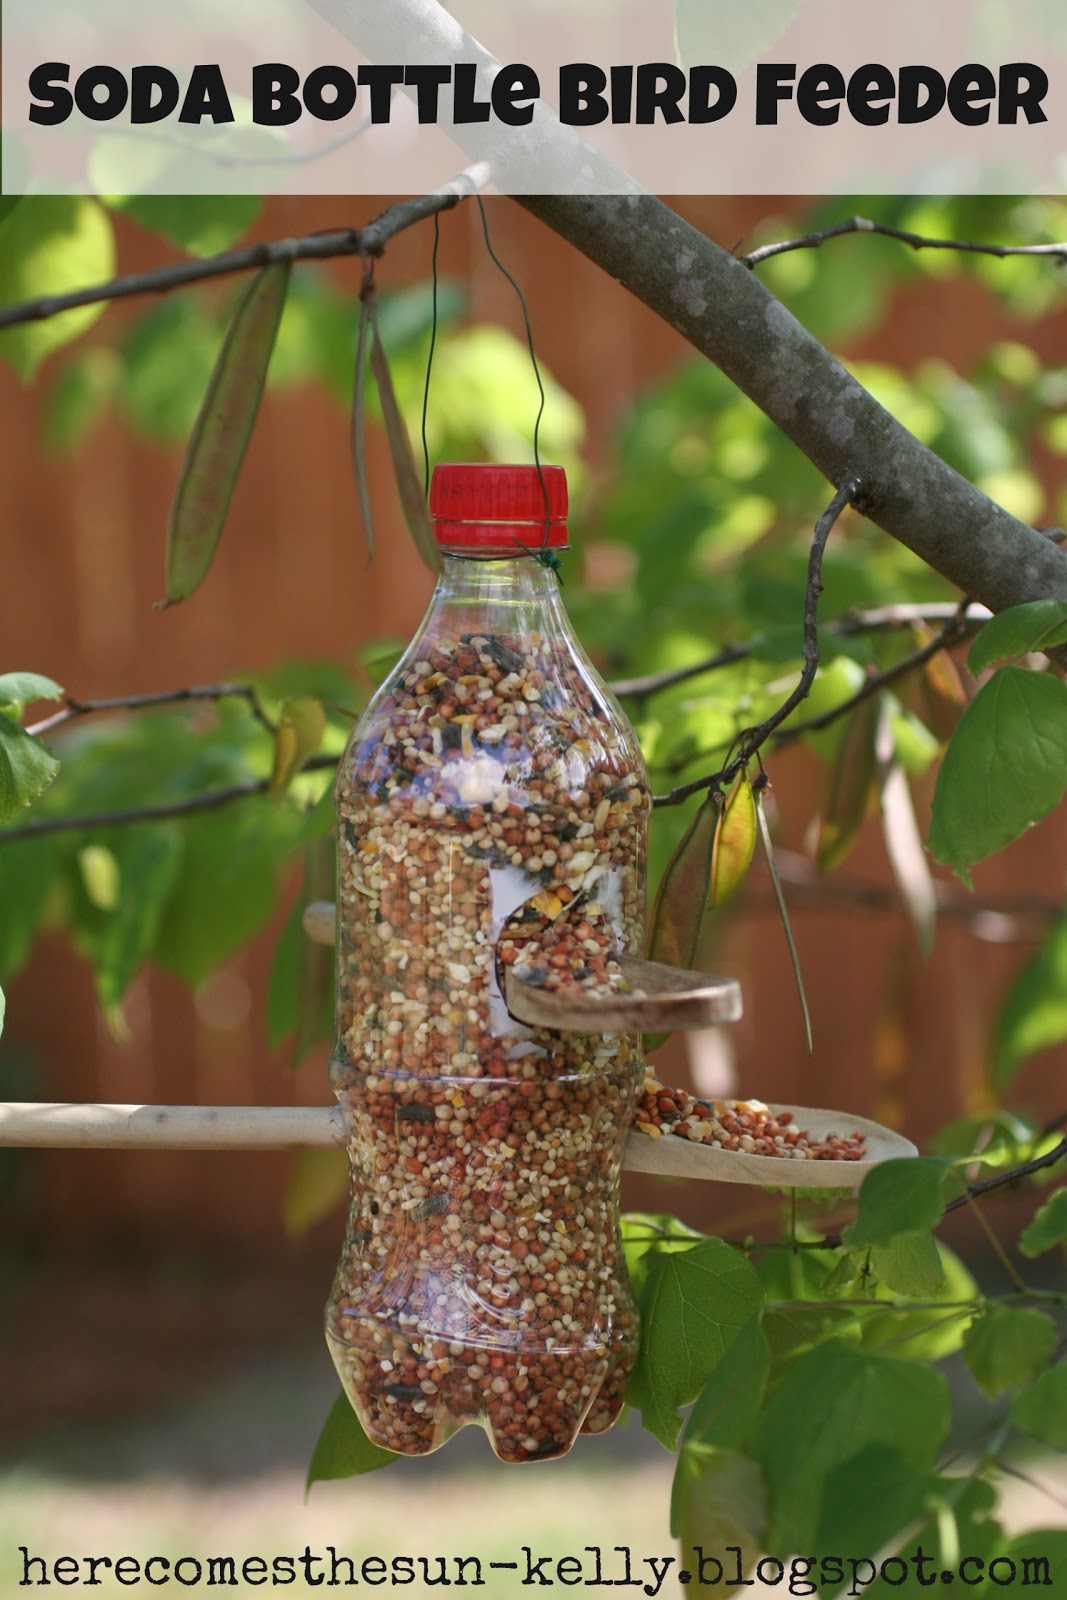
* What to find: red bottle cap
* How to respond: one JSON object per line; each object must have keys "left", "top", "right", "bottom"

{"left": 429, "top": 463, "right": 569, "bottom": 551}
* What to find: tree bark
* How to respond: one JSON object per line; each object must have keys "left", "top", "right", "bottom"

{"left": 312, "top": 0, "right": 1067, "bottom": 616}
{"left": 517, "top": 195, "right": 1067, "bottom": 614}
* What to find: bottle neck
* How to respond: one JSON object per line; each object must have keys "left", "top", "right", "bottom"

{"left": 431, "top": 551, "right": 566, "bottom": 611}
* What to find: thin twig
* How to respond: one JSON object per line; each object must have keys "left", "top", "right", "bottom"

{"left": 777, "top": 597, "right": 973, "bottom": 744}
{"left": 0, "top": 167, "right": 489, "bottom": 333}
{"left": 741, "top": 215, "right": 1067, "bottom": 270}
{"left": 942, "top": 1135, "right": 1067, "bottom": 1215}
{"left": 750, "top": 849, "right": 1060, "bottom": 938}
{"left": 119, "top": 108, "right": 380, "bottom": 171}
{"left": 651, "top": 593, "right": 970, "bottom": 787}
{"left": 26, "top": 683, "right": 276, "bottom": 738}
{"left": 957, "top": 1184, "right": 1026, "bottom": 1294}
{"left": 609, "top": 602, "right": 989, "bottom": 703}
{"left": 995, "top": 1460, "right": 1067, "bottom": 1516}
{"left": 0, "top": 755, "right": 338, "bottom": 844}
{"left": 813, "top": 1134, "right": 1067, "bottom": 1249}
{"left": 652, "top": 478, "right": 861, "bottom": 808}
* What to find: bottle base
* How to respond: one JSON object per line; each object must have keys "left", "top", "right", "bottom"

{"left": 326, "top": 1326, "right": 633, "bottom": 1463}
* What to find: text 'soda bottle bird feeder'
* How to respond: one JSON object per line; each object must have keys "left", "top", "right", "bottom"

{"left": 323, "top": 463, "right": 913, "bottom": 1462}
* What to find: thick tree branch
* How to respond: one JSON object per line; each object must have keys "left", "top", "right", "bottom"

{"left": 305, "top": 0, "right": 1067, "bottom": 612}
{"left": 519, "top": 192, "right": 1067, "bottom": 620}
{"left": 296, "top": 0, "right": 1067, "bottom": 616}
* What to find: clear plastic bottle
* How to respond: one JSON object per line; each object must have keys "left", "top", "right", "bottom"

{"left": 326, "top": 464, "right": 650, "bottom": 1461}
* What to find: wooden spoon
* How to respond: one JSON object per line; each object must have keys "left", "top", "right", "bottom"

{"left": 503, "top": 956, "right": 741, "bottom": 1033}
{"left": 625, "top": 1105, "right": 917, "bottom": 1188}
{"left": 303, "top": 902, "right": 741, "bottom": 1033}
{"left": 301, "top": 903, "right": 915, "bottom": 1182}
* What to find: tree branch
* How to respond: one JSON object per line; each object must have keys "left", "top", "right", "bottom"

{"left": 941, "top": 1134, "right": 1067, "bottom": 1216}
{"left": 26, "top": 682, "right": 276, "bottom": 738}
{"left": 0, "top": 755, "right": 337, "bottom": 845}
{"left": 0, "top": 167, "right": 488, "bottom": 332}
{"left": 759, "top": 849, "right": 1061, "bottom": 940}
{"left": 813, "top": 1131, "right": 1067, "bottom": 1249}
{"left": 775, "top": 595, "right": 973, "bottom": 744}
{"left": 292, "top": 0, "right": 1067, "bottom": 618}
{"left": 652, "top": 479, "right": 859, "bottom": 807}
{"left": 609, "top": 602, "right": 989, "bottom": 704}
{"left": 740, "top": 215, "right": 1067, "bottom": 270}
{"left": 651, "top": 603, "right": 971, "bottom": 782}
{"left": 519, "top": 190, "right": 1067, "bottom": 621}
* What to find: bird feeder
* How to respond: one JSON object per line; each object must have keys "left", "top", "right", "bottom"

{"left": 322, "top": 463, "right": 912, "bottom": 1463}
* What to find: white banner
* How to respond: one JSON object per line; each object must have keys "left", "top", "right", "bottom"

{"left": 3, "top": 0, "right": 1064, "bottom": 195}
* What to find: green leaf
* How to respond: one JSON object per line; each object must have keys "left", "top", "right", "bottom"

{"left": 671, "top": 1449, "right": 766, "bottom": 1579}
{"left": 267, "top": 837, "right": 335, "bottom": 1065}
{"left": 821, "top": 1252, "right": 859, "bottom": 1295}
{"left": 931, "top": 1109, "right": 1039, "bottom": 1171}
{"left": 750, "top": 1344, "right": 951, "bottom": 1553}
{"left": 761, "top": 1301, "right": 862, "bottom": 1364}
{"left": 681, "top": 1314, "right": 772, "bottom": 1453}
{"left": 165, "top": 262, "right": 290, "bottom": 604}
{"left": 755, "top": 788, "right": 811, "bottom": 1050}
{"left": 963, "top": 1304, "right": 1057, "bottom": 1397}
{"left": 0, "top": 672, "right": 64, "bottom": 711}
{"left": 1019, "top": 1187, "right": 1067, "bottom": 1257}
{"left": 647, "top": 791, "right": 719, "bottom": 971}
{"left": 283, "top": 1148, "right": 348, "bottom": 1237}
{"left": 95, "top": 828, "right": 184, "bottom": 1009}
{"left": 818, "top": 693, "right": 880, "bottom": 870}
{"left": 0, "top": 836, "right": 58, "bottom": 981}
{"left": 368, "top": 307, "right": 442, "bottom": 575}
{"left": 967, "top": 599, "right": 1067, "bottom": 674}
{"left": 269, "top": 697, "right": 326, "bottom": 799}
{"left": 0, "top": 197, "right": 116, "bottom": 379}
{"left": 119, "top": 299, "right": 220, "bottom": 443}
{"left": 709, "top": 773, "right": 756, "bottom": 905}
{"left": 983, "top": 1532, "right": 1067, "bottom": 1596}
{"left": 877, "top": 699, "right": 936, "bottom": 956}
{"left": 814, "top": 1445, "right": 940, "bottom": 1568}
{"left": 855, "top": 1242, "right": 978, "bottom": 1362}
{"left": 993, "top": 915, "right": 1067, "bottom": 1090}
{"left": 152, "top": 797, "right": 303, "bottom": 989}
{"left": 45, "top": 347, "right": 120, "bottom": 452}
{"left": 298, "top": 782, "right": 337, "bottom": 844}
{"left": 78, "top": 844, "right": 120, "bottom": 911}
{"left": 306, "top": 1392, "right": 395, "bottom": 1489}
{"left": 1011, "top": 1363, "right": 1067, "bottom": 1448}
{"left": 621, "top": 1212, "right": 704, "bottom": 1302}
{"left": 0, "top": 719, "right": 60, "bottom": 824}
{"left": 627, "top": 1236, "right": 763, "bottom": 1449}
{"left": 674, "top": 0, "right": 801, "bottom": 74}
{"left": 844, "top": 1157, "right": 948, "bottom": 1249}
{"left": 870, "top": 1231, "right": 947, "bottom": 1298}
{"left": 360, "top": 642, "right": 405, "bottom": 689}
{"left": 927, "top": 666, "right": 1067, "bottom": 884}
{"left": 105, "top": 195, "right": 261, "bottom": 258}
